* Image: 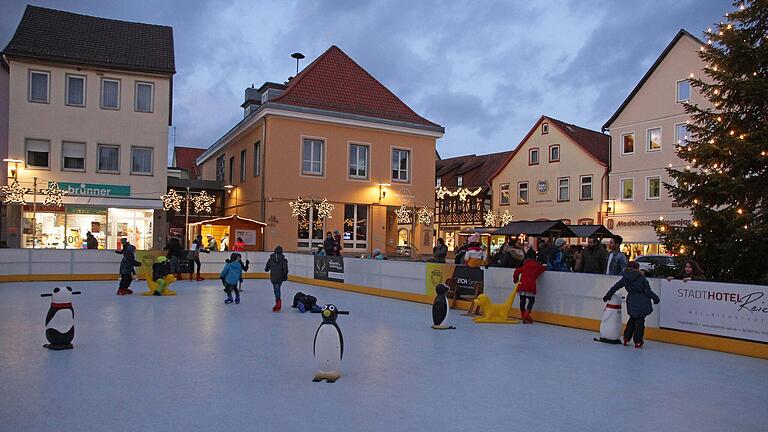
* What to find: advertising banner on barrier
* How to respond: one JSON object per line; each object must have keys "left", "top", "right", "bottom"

{"left": 314, "top": 255, "right": 344, "bottom": 283}
{"left": 425, "top": 263, "right": 483, "bottom": 297}
{"left": 660, "top": 280, "right": 768, "bottom": 343}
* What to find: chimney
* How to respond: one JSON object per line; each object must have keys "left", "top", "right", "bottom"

{"left": 241, "top": 85, "right": 261, "bottom": 117}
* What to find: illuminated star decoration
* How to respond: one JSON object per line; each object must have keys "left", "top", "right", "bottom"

{"left": 40, "top": 181, "right": 68, "bottom": 207}
{"left": 289, "top": 197, "right": 312, "bottom": 219}
{"left": 161, "top": 189, "right": 183, "bottom": 212}
{"left": 435, "top": 186, "right": 483, "bottom": 201}
{"left": 1, "top": 178, "right": 31, "bottom": 205}
{"left": 500, "top": 210, "right": 514, "bottom": 226}
{"left": 315, "top": 198, "right": 335, "bottom": 220}
{"left": 416, "top": 207, "right": 433, "bottom": 225}
{"left": 395, "top": 204, "right": 411, "bottom": 224}
{"left": 192, "top": 190, "right": 215, "bottom": 214}
{"left": 484, "top": 211, "right": 497, "bottom": 227}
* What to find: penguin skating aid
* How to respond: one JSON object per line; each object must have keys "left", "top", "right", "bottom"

{"left": 311, "top": 304, "right": 349, "bottom": 383}
{"left": 41, "top": 287, "right": 81, "bottom": 350}
{"left": 594, "top": 292, "right": 623, "bottom": 344}
{"left": 431, "top": 283, "right": 455, "bottom": 330}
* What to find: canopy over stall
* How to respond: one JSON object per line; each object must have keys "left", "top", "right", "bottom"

{"left": 565, "top": 224, "right": 613, "bottom": 239}
{"left": 187, "top": 215, "right": 266, "bottom": 251}
{"left": 493, "top": 220, "right": 577, "bottom": 238}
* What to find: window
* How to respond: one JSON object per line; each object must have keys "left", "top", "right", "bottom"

{"left": 240, "top": 149, "right": 247, "bottom": 182}
{"left": 558, "top": 177, "right": 570, "bottom": 202}
{"left": 529, "top": 148, "right": 539, "bottom": 165}
{"left": 647, "top": 176, "right": 661, "bottom": 200}
{"left": 101, "top": 79, "right": 120, "bottom": 109}
{"left": 436, "top": 177, "right": 441, "bottom": 187}
{"left": 647, "top": 128, "right": 661, "bottom": 151}
{"left": 302, "top": 138, "right": 324, "bottom": 175}
{"left": 66, "top": 75, "right": 86, "bottom": 107}
{"left": 457, "top": 176, "right": 463, "bottom": 187}
{"left": 621, "top": 178, "right": 634, "bottom": 201}
{"left": 676, "top": 79, "right": 691, "bottom": 103}
{"left": 675, "top": 123, "right": 688, "bottom": 146}
{"left": 343, "top": 204, "right": 368, "bottom": 249}
{"left": 62, "top": 142, "right": 86, "bottom": 171}
{"left": 580, "top": 175, "right": 593, "bottom": 200}
{"left": 549, "top": 145, "right": 560, "bottom": 162}
{"left": 215, "top": 155, "right": 225, "bottom": 181}
{"left": 500, "top": 184, "right": 510, "bottom": 205}
{"left": 348, "top": 143, "right": 369, "bottom": 179}
{"left": 578, "top": 218, "right": 594, "bottom": 225}
{"left": 541, "top": 123, "right": 549, "bottom": 134}
{"left": 621, "top": 133, "right": 635, "bottom": 155}
{"left": 229, "top": 156, "right": 235, "bottom": 184}
{"left": 28, "top": 70, "right": 49, "bottom": 103}
{"left": 97, "top": 144, "right": 120, "bottom": 173}
{"left": 253, "top": 142, "right": 261, "bottom": 176}
{"left": 25, "top": 139, "right": 50, "bottom": 168}
{"left": 131, "top": 147, "right": 153, "bottom": 175}
{"left": 392, "top": 149, "right": 410, "bottom": 182}
{"left": 135, "top": 82, "right": 154, "bottom": 112}
{"left": 518, "top": 181, "right": 529, "bottom": 204}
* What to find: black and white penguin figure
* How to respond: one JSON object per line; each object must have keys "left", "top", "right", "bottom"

{"left": 431, "top": 283, "right": 455, "bottom": 330}
{"left": 311, "top": 304, "right": 349, "bottom": 383}
{"left": 594, "top": 291, "right": 623, "bottom": 344}
{"left": 41, "top": 287, "right": 81, "bottom": 350}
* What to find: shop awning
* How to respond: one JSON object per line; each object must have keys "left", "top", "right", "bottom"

{"left": 188, "top": 214, "right": 267, "bottom": 226}
{"left": 565, "top": 224, "right": 613, "bottom": 238}
{"left": 493, "top": 220, "right": 577, "bottom": 238}
{"left": 60, "top": 196, "right": 164, "bottom": 209}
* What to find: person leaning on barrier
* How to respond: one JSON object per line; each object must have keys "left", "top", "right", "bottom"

{"left": 431, "top": 238, "right": 448, "bottom": 263}
{"left": 578, "top": 237, "right": 608, "bottom": 274}
{"left": 666, "top": 260, "right": 706, "bottom": 282}
{"left": 605, "top": 235, "right": 627, "bottom": 276}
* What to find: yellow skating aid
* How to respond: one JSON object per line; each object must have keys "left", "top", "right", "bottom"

{"left": 472, "top": 283, "right": 521, "bottom": 324}
{"left": 142, "top": 274, "right": 177, "bottom": 296}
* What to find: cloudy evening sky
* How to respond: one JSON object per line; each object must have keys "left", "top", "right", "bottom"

{"left": 1, "top": 0, "right": 729, "bottom": 159}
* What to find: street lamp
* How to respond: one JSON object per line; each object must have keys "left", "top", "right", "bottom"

{"left": 3, "top": 158, "right": 23, "bottom": 179}
{"left": 377, "top": 183, "right": 390, "bottom": 203}
{"left": 224, "top": 185, "right": 237, "bottom": 215}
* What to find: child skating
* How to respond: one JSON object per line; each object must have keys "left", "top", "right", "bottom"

{"left": 602, "top": 261, "right": 660, "bottom": 348}
{"left": 513, "top": 258, "right": 546, "bottom": 323}
{"left": 115, "top": 238, "right": 139, "bottom": 295}
{"left": 220, "top": 253, "right": 246, "bottom": 304}
{"left": 264, "top": 246, "right": 289, "bottom": 312}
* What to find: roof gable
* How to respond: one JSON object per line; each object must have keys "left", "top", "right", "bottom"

{"left": 3, "top": 6, "right": 175, "bottom": 74}
{"left": 273, "top": 46, "right": 440, "bottom": 128}
{"left": 173, "top": 147, "right": 205, "bottom": 179}
{"left": 602, "top": 29, "right": 704, "bottom": 130}
{"left": 436, "top": 151, "right": 514, "bottom": 189}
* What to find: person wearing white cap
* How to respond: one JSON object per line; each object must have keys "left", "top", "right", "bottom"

{"left": 463, "top": 233, "right": 487, "bottom": 267}
{"left": 547, "top": 238, "right": 570, "bottom": 271}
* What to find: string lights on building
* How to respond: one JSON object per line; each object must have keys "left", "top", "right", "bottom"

{"left": 39, "top": 181, "right": 67, "bottom": 207}
{"left": 315, "top": 198, "right": 335, "bottom": 220}
{"left": 161, "top": 189, "right": 183, "bottom": 212}
{"left": 192, "top": 190, "right": 215, "bottom": 214}
{"left": 1, "top": 178, "right": 31, "bottom": 205}
{"left": 395, "top": 204, "right": 411, "bottom": 224}
{"left": 416, "top": 207, "right": 433, "bottom": 226}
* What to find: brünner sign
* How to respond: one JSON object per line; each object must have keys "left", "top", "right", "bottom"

{"left": 57, "top": 182, "right": 131, "bottom": 197}
{"left": 660, "top": 280, "right": 768, "bottom": 343}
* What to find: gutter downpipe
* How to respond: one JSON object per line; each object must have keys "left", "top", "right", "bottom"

{"left": 601, "top": 126, "right": 611, "bottom": 225}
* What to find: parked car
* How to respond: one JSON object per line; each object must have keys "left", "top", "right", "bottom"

{"left": 635, "top": 254, "right": 676, "bottom": 275}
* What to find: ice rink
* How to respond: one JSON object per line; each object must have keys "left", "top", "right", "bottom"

{"left": 0, "top": 279, "right": 766, "bottom": 432}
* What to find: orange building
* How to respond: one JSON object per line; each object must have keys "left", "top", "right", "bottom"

{"left": 196, "top": 46, "right": 444, "bottom": 256}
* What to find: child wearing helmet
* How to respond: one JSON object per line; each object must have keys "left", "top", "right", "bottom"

{"left": 151, "top": 256, "right": 172, "bottom": 296}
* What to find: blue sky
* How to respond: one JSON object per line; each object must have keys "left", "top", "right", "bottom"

{"left": 1, "top": 0, "right": 730, "bottom": 159}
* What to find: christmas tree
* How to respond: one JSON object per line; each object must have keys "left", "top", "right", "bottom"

{"left": 655, "top": 0, "right": 768, "bottom": 283}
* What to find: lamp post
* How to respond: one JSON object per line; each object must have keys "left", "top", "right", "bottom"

{"left": 224, "top": 184, "right": 236, "bottom": 215}
{"left": 2, "top": 159, "right": 24, "bottom": 248}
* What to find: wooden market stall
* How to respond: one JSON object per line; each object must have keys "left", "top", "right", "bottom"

{"left": 187, "top": 215, "right": 266, "bottom": 251}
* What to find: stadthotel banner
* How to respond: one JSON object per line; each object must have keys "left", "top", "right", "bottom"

{"left": 660, "top": 280, "right": 768, "bottom": 343}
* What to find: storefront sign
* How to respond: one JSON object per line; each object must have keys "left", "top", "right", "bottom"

{"left": 58, "top": 182, "right": 131, "bottom": 197}
{"left": 235, "top": 229, "right": 256, "bottom": 245}
{"left": 314, "top": 255, "right": 344, "bottom": 282}
{"left": 660, "top": 280, "right": 768, "bottom": 343}
{"left": 425, "top": 262, "right": 483, "bottom": 297}
{"left": 397, "top": 188, "right": 415, "bottom": 205}
{"left": 616, "top": 218, "right": 690, "bottom": 228}
{"left": 66, "top": 206, "right": 107, "bottom": 215}
{"left": 23, "top": 204, "right": 65, "bottom": 212}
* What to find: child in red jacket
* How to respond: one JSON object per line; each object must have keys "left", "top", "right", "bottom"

{"left": 513, "top": 258, "right": 546, "bottom": 323}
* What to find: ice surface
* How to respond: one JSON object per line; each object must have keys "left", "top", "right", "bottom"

{"left": 0, "top": 280, "right": 766, "bottom": 432}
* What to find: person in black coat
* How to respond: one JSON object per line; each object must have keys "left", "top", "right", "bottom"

{"left": 265, "top": 246, "right": 289, "bottom": 312}
{"left": 163, "top": 237, "right": 184, "bottom": 279}
{"left": 603, "top": 261, "right": 660, "bottom": 348}
{"left": 323, "top": 232, "right": 335, "bottom": 256}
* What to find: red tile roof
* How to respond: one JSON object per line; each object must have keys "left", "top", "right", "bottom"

{"left": 436, "top": 150, "right": 515, "bottom": 191}
{"left": 273, "top": 46, "right": 441, "bottom": 128}
{"left": 173, "top": 146, "right": 205, "bottom": 179}
{"left": 546, "top": 117, "right": 609, "bottom": 165}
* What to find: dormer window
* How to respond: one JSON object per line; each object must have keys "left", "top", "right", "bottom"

{"left": 457, "top": 176, "right": 463, "bottom": 187}
{"left": 542, "top": 122, "right": 549, "bottom": 135}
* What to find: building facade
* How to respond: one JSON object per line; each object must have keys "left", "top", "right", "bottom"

{"left": 196, "top": 46, "right": 444, "bottom": 256}
{"left": 490, "top": 115, "right": 609, "bottom": 231}
{"left": 434, "top": 151, "right": 511, "bottom": 251}
{"left": 603, "top": 29, "right": 707, "bottom": 258}
{"left": 0, "top": 6, "right": 174, "bottom": 250}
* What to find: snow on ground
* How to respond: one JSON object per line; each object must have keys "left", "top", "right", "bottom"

{"left": 0, "top": 279, "right": 766, "bottom": 432}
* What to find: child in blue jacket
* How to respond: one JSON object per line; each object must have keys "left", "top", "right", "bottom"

{"left": 220, "top": 253, "right": 245, "bottom": 304}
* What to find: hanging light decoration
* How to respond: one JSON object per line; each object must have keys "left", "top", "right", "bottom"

{"left": 435, "top": 186, "right": 483, "bottom": 201}
{"left": 456, "top": 187, "right": 482, "bottom": 201}
{"left": 1, "top": 178, "right": 31, "bottom": 205}
{"left": 192, "top": 190, "right": 215, "bottom": 214}
{"left": 161, "top": 188, "right": 183, "bottom": 212}
{"left": 416, "top": 207, "right": 433, "bottom": 225}
{"left": 315, "top": 198, "right": 335, "bottom": 220}
{"left": 484, "top": 211, "right": 497, "bottom": 227}
{"left": 39, "top": 181, "right": 68, "bottom": 207}
{"left": 395, "top": 204, "right": 411, "bottom": 224}
{"left": 289, "top": 197, "right": 312, "bottom": 218}
{"left": 500, "top": 210, "right": 514, "bottom": 226}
